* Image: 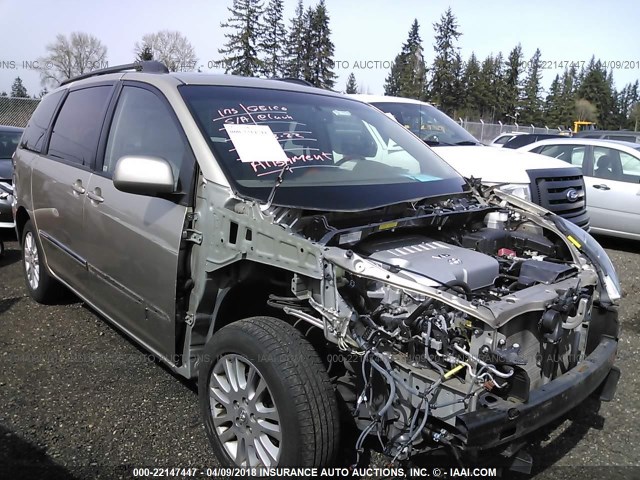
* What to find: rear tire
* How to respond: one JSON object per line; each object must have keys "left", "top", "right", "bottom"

{"left": 22, "top": 220, "right": 63, "bottom": 304}
{"left": 199, "top": 316, "right": 340, "bottom": 467}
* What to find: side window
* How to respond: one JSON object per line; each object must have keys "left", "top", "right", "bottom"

{"left": 48, "top": 86, "right": 112, "bottom": 165}
{"left": 538, "top": 144, "right": 585, "bottom": 167}
{"left": 570, "top": 146, "right": 585, "bottom": 167}
{"left": 619, "top": 152, "right": 640, "bottom": 181}
{"left": 593, "top": 146, "right": 623, "bottom": 181}
{"left": 20, "top": 90, "right": 65, "bottom": 152}
{"left": 104, "top": 86, "right": 191, "bottom": 191}
{"left": 539, "top": 145, "right": 564, "bottom": 160}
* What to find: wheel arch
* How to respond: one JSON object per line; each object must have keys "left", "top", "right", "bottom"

{"left": 15, "top": 206, "right": 30, "bottom": 245}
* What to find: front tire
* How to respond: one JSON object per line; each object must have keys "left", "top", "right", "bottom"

{"left": 22, "top": 220, "right": 63, "bottom": 304}
{"left": 199, "top": 316, "right": 340, "bottom": 468}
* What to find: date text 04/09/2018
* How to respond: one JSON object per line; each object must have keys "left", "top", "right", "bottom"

{"left": 146, "top": 467, "right": 499, "bottom": 477}
{"left": 519, "top": 59, "right": 640, "bottom": 70}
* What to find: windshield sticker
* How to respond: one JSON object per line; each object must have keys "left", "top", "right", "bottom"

{"left": 214, "top": 103, "right": 335, "bottom": 176}
{"left": 332, "top": 110, "right": 351, "bottom": 116}
{"left": 224, "top": 124, "right": 289, "bottom": 164}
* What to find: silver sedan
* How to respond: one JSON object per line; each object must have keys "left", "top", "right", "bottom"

{"left": 519, "top": 137, "right": 640, "bottom": 240}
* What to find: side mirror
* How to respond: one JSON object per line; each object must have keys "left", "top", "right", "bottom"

{"left": 112, "top": 156, "right": 175, "bottom": 195}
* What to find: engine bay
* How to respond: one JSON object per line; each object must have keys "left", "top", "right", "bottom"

{"left": 267, "top": 192, "right": 603, "bottom": 461}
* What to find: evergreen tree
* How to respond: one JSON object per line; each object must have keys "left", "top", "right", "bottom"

{"left": 10, "top": 77, "right": 29, "bottom": 98}
{"left": 299, "top": 6, "right": 315, "bottom": 82}
{"left": 136, "top": 43, "right": 154, "bottom": 61}
{"left": 624, "top": 80, "right": 639, "bottom": 128}
{"left": 0, "top": 92, "right": 6, "bottom": 97}
{"left": 503, "top": 44, "right": 523, "bottom": 122}
{"left": 577, "top": 57, "right": 613, "bottom": 128}
{"left": 475, "top": 54, "right": 505, "bottom": 121}
{"left": 519, "top": 48, "right": 543, "bottom": 125}
{"left": 259, "top": 0, "right": 287, "bottom": 77}
{"left": 345, "top": 72, "right": 358, "bottom": 94}
{"left": 304, "top": 1, "right": 336, "bottom": 89}
{"left": 459, "top": 52, "right": 481, "bottom": 119}
{"left": 610, "top": 87, "right": 627, "bottom": 129}
{"left": 383, "top": 19, "right": 427, "bottom": 99}
{"left": 219, "top": 0, "right": 264, "bottom": 76}
{"left": 491, "top": 52, "right": 507, "bottom": 120}
{"left": 428, "top": 7, "right": 462, "bottom": 114}
{"left": 630, "top": 102, "right": 640, "bottom": 131}
{"left": 556, "top": 66, "right": 578, "bottom": 128}
{"left": 544, "top": 74, "right": 563, "bottom": 127}
{"left": 284, "top": 0, "right": 307, "bottom": 78}
{"left": 475, "top": 55, "right": 497, "bottom": 120}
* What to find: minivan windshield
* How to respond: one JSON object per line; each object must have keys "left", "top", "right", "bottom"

{"left": 369, "top": 101, "right": 480, "bottom": 147}
{"left": 180, "top": 86, "right": 466, "bottom": 211}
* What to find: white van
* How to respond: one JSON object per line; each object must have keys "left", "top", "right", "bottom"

{"left": 351, "top": 95, "right": 589, "bottom": 228}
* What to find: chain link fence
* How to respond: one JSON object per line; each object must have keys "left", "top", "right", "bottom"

{"left": 0, "top": 96, "right": 41, "bottom": 128}
{"left": 1, "top": 96, "right": 567, "bottom": 146}
{"left": 459, "top": 120, "right": 564, "bottom": 144}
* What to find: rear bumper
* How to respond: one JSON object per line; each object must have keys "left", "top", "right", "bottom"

{"left": 456, "top": 337, "right": 618, "bottom": 450}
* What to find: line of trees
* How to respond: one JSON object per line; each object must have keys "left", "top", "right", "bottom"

{"left": 218, "top": 0, "right": 336, "bottom": 88}
{"left": 384, "top": 8, "right": 640, "bottom": 130}
{"left": 4, "top": 3, "right": 639, "bottom": 130}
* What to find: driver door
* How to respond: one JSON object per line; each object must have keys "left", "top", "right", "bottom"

{"left": 81, "top": 83, "right": 196, "bottom": 358}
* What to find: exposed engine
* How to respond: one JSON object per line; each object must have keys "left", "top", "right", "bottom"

{"left": 265, "top": 192, "right": 613, "bottom": 463}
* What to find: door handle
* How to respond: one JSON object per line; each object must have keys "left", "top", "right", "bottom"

{"left": 592, "top": 184, "right": 610, "bottom": 191}
{"left": 71, "top": 180, "right": 86, "bottom": 195}
{"left": 87, "top": 190, "right": 104, "bottom": 204}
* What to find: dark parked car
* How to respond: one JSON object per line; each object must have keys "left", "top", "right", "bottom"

{"left": 0, "top": 125, "right": 23, "bottom": 229}
{"left": 574, "top": 130, "right": 640, "bottom": 143}
{"left": 502, "top": 133, "right": 567, "bottom": 149}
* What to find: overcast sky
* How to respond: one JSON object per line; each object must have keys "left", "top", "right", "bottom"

{"left": 1, "top": 0, "right": 639, "bottom": 98}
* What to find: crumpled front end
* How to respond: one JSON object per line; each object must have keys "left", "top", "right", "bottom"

{"left": 271, "top": 190, "right": 620, "bottom": 462}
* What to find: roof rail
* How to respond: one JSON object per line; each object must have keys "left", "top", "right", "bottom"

{"left": 59, "top": 61, "right": 169, "bottom": 86}
{"left": 273, "top": 77, "right": 316, "bottom": 88}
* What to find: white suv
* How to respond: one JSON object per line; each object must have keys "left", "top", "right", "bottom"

{"left": 351, "top": 95, "right": 590, "bottom": 229}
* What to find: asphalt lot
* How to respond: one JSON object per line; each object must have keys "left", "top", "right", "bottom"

{"left": 1, "top": 230, "right": 639, "bottom": 480}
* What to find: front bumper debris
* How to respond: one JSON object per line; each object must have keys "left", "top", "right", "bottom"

{"left": 456, "top": 337, "right": 618, "bottom": 449}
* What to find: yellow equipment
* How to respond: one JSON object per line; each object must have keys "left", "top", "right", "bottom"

{"left": 573, "top": 121, "right": 596, "bottom": 133}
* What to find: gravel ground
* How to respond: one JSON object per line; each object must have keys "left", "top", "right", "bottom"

{"left": 0, "top": 232, "right": 638, "bottom": 480}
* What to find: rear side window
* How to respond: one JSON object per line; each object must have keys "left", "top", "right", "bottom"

{"left": 20, "top": 90, "right": 65, "bottom": 152}
{"left": 538, "top": 144, "right": 585, "bottom": 167}
{"left": 48, "top": 86, "right": 112, "bottom": 166}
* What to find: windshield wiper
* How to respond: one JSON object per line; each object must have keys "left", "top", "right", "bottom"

{"left": 423, "top": 140, "right": 454, "bottom": 147}
{"left": 453, "top": 140, "right": 480, "bottom": 146}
